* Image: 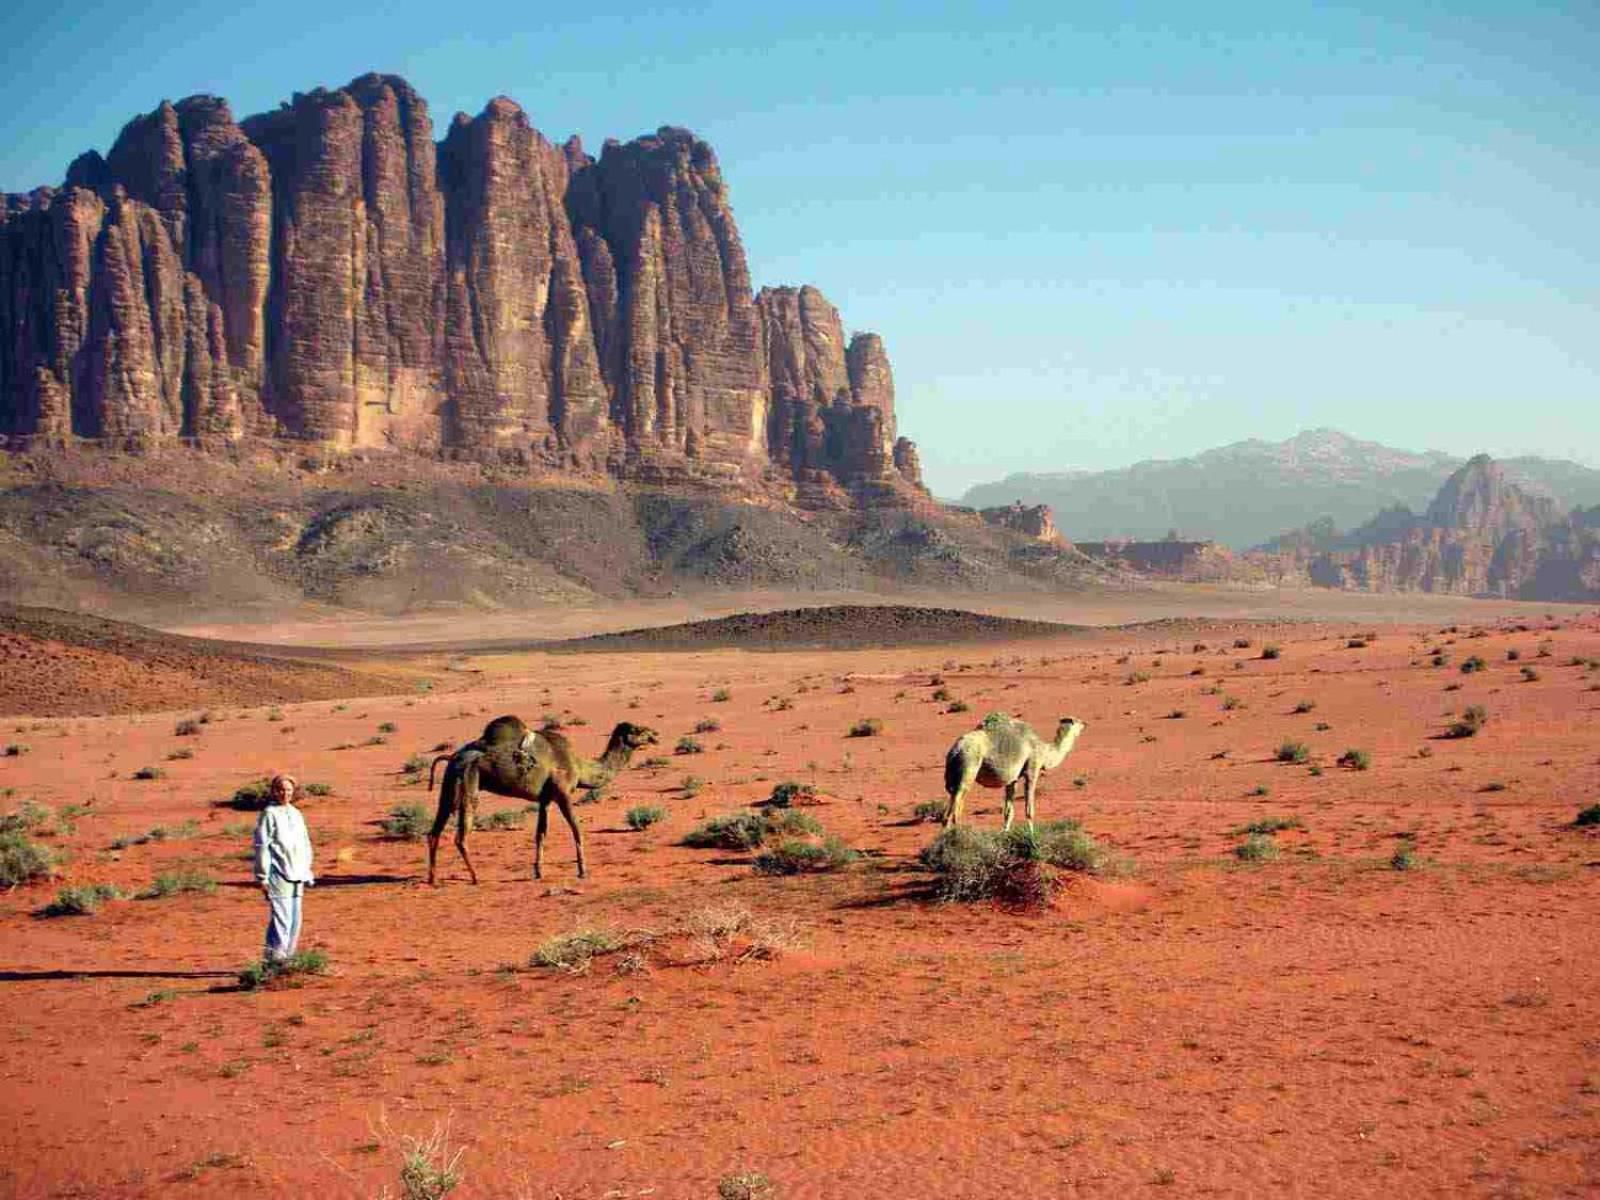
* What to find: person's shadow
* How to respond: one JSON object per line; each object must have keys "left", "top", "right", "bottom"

{"left": 0, "top": 968, "right": 236, "bottom": 982}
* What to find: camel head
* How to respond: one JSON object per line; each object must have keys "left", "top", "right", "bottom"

{"left": 609, "top": 722, "right": 659, "bottom": 752}
{"left": 1056, "top": 717, "right": 1087, "bottom": 749}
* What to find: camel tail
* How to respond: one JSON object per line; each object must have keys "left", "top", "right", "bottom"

{"left": 428, "top": 754, "right": 454, "bottom": 790}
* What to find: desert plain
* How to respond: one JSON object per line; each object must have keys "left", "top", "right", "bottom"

{"left": 1, "top": 587, "right": 1598, "bottom": 1198}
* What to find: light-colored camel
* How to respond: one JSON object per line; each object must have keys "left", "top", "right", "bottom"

{"left": 426, "top": 715, "right": 658, "bottom": 885}
{"left": 942, "top": 711, "right": 1087, "bottom": 830}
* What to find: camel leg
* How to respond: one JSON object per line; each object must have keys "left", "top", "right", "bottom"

{"left": 1002, "top": 781, "right": 1017, "bottom": 832}
{"left": 1024, "top": 767, "right": 1040, "bottom": 830}
{"left": 426, "top": 763, "right": 460, "bottom": 887}
{"left": 552, "top": 788, "right": 588, "bottom": 879}
{"left": 533, "top": 800, "right": 550, "bottom": 880}
{"left": 943, "top": 758, "right": 979, "bottom": 828}
{"left": 454, "top": 767, "right": 480, "bottom": 886}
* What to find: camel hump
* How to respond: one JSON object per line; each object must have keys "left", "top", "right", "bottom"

{"left": 482, "top": 715, "right": 528, "bottom": 746}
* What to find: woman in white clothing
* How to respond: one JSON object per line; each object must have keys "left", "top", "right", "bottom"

{"left": 253, "top": 773, "right": 315, "bottom": 962}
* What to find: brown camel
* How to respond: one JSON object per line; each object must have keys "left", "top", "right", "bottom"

{"left": 426, "top": 715, "right": 658, "bottom": 885}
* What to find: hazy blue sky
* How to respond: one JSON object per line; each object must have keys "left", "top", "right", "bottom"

{"left": 3, "top": 1, "right": 1595, "bottom": 496}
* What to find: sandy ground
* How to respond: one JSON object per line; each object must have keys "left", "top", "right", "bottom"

{"left": 2, "top": 600, "right": 1599, "bottom": 1197}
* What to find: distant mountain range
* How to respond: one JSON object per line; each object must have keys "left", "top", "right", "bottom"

{"left": 1260, "top": 454, "right": 1600, "bottom": 601}
{"left": 960, "top": 430, "right": 1600, "bottom": 549}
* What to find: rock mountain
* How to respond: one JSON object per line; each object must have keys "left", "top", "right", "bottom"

{"left": 963, "top": 429, "right": 1600, "bottom": 548}
{"left": 0, "top": 74, "right": 922, "bottom": 506}
{"left": 1261, "top": 455, "right": 1600, "bottom": 600}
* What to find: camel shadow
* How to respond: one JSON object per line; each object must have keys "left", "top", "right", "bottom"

{"left": 834, "top": 880, "right": 940, "bottom": 910}
{"left": 0, "top": 968, "right": 237, "bottom": 983}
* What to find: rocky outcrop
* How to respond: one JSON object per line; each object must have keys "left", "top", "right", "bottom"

{"left": 1262, "top": 456, "right": 1600, "bottom": 600}
{"left": 1076, "top": 538, "right": 1241, "bottom": 582}
{"left": 1, "top": 74, "right": 922, "bottom": 505}
{"left": 979, "top": 501, "right": 1063, "bottom": 544}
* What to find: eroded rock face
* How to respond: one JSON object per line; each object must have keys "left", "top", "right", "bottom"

{"left": 1266, "top": 456, "right": 1600, "bottom": 599}
{"left": 1, "top": 75, "right": 920, "bottom": 503}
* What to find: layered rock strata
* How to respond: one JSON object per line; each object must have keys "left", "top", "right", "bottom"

{"left": 0, "top": 74, "right": 924, "bottom": 501}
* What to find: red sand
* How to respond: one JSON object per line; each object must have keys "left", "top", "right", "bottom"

{"left": 2, "top": 608, "right": 1599, "bottom": 1197}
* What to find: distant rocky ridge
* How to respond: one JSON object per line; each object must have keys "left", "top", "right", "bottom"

{"left": 963, "top": 429, "right": 1600, "bottom": 548}
{"left": 1259, "top": 456, "right": 1600, "bottom": 600}
{"left": 0, "top": 74, "right": 922, "bottom": 507}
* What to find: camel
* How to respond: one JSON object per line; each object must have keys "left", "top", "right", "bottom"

{"left": 942, "top": 711, "right": 1087, "bottom": 831}
{"left": 426, "top": 715, "right": 659, "bottom": 885}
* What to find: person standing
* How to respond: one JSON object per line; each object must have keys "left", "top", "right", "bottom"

{"left": 253, "top": 773, "right": 315, "bottom": 962}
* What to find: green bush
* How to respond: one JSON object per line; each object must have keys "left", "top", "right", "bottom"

{"left": 473, "top": 808, "right": 526, "bottom": 832}
{"left": 1460, "top": 655, "right": 1487, "bottom": 674}
{"left": 175, "top": 718, "right": 202, "bottom": 736}
{"left": 1261, "top": 644, "right": 1282, "bottom": 660}
{"left": 919, "top": 821, "right": 1103, "bottom": 903}
{"left": 302, "top": 782, "right": 332, "bottom": 797}
{"left": 947, "top": 699, "right": 971, "bottom": 713}
{"left": 675, "top": 736, "right": 705, "bottom": 755}
{"left": 766, "top": 781, "right": 817, "bottom": 808}
{"left": 753, "top": 836, "right": 857, "bottom": 876}
{"left": 1574, "top": 804, "right": 1600, "bottom": 827}
{"left": 768, "top": 810, "right": 823, "bottom": 836}
{"left": 380, "top": 804, "right": 429, "bottom": 840}
{"left": 1447, "top": 705, "right": 1489, "bottom": 738}
{"left": 912, "top": 799, "right": 947, "bottom": 823}
{"left": 683, "top": 812, "right": 768, "bottom": 850}
{"left": 530, "top": 929, "right": 623, "bottom": 971}
{"left": 1337, "top": 748, "right": 1371, "bottom": 771}
{"left": 142, "top": 870, "right": 217, "bottom": 898}
{"left": 711, "top": 688, "right": 732, "bottom": 703}
{"left": 0, "top": 829, "right": 57, "bottom": 887}
{"left": 1293, "top": 699, "right": 1316, "bottom": 714}
{"left": 693, "top": 717, "right": 722, "bottom": 734}
{"left": 1276, "top": 741, "right": 1310, "bottom": 764}
{"left": 625, "top": 806, "right": 666, "bottom": 831}
{"left": 1390, "top": 841, "right": 1418, "bottom": 871}
{"left": 847, "top": 718, "right": 884, "bottom": 738}
{"left": 1235, "top": 816, "right": 1303, "bottom": 835}
{"left": 218, "top": 778, "right": 273, "bottom": 810}
{"left": 132, "top": 766, "right": 165, "bottom": 781}
{"left": 1520, "top": 666, "right": 1540, "bottom": 682}
{"left": 42, "top": 883, "right": 123, "bottom": 916}
{"left": 1234, "top": 834, "right": 1279, "bottom": 863}
{"left": 166, "top": 747, "right": 195, "bottom": 761}
{"left": 239, "top": 948, "right": 328, "bottom": 990}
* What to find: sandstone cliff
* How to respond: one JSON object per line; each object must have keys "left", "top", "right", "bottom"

{"left": 0, "top": 74, "right": 924, "bottom": 503}
{"left": 1262, "top": 456, "right": 1600, "bottom": 600}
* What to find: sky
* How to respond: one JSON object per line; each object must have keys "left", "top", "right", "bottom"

{"left": 2, "top": 1, "right": 1596, "bottom": 498}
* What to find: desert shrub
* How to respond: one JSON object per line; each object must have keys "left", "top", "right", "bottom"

{"left": 1447, "top": 705, "right": 1489, "bottom": 738}
{"left": 913, "top": 800, "right": 946, "bottom": 823}
{"left": 1347, "top": 638, "right": 1367, "bottom": 649}
{"left": 1293, "top": 699, "right": 1316, "bottom": 714}
{"left": 1460, "top": 655, "right": 1487, "bottom": 674}
{"left": 378, "top": 721, "right": 398, "bottom": 733}
{"left": 675, "top": 736, "right": 704, "bottom": 755}
{"left": 1250, "top": 784, "right": 1271, "bottom": 797}
{"left": 1233, "top": 637, "right": 1252, "bottom": 649}
{"left": 0, "top": 830, "right": 57, "bottom": 887}
{"left": 1221, "top": 695, "right": 1243, "bottom": 711}
{"left": 239, "top": 948, "right": 328, "bottom": 990}
{"left": 166, "top": 747, "right": 195, "bottom": 761}
{"left": 1236, "top": 816, "right": 1303, "bottom": 835}
{"left": 1431, "top": 652, "right": 1449, "bottom": 667}
{"left": 768, "top": 810, "right": 823, "bottom": 836}
{"left": 219, "top": 778, "right": 273, "bottom": 811}
{"left": 302, "top": 782, "right": 332, "bottom": 797}
{"left": 530, "top": 928, "right": 625, "bottom": 971}
{"left": 640, "top": 756, "right": 670, "bottom": 770}
{"left": 175, "top": 718, "right": 201, "bottom": 737}
{"left": 770, "top": 696, "right": 795, "bottom": 712}
{"left": 754, "top": 836, "right": 857, "bottom": 876}
{"left": 473, "top": 808, "right": 526, "bottom": 832}
{"left": 931, "top": 687, "right": 951, "bottom": 702}
{"left": 402, "top": 754, "right": 430, "bottom": 775}
{"left": 1574, "top": 804, "right": 1600, "bottom": 827}
{"left": 142, "top": 870, "right": 217, "bottom": 898}
{"left": 132, "top": 766, "right": 165, "bottom": 781}
{"left": 381, "top": 804, "right": 428, "bottom": 840}
{"left": 3, "top": 743, "right": 29, "bottom": 757}
{"left": 847, "top": 718, "right": 884, "bottom": 738}
{"left": 42, "top": 883, "right": 123, "bottom": 916}
{"left": 1337, "top": 748, "right": 1371, "bottom": 771}
{"left": 766, "top": 781, "right": 817, "bottom": 808}
{"left": 1276, "top": 741, "right": 1310, "bottom": 764}
{"left": 680, "top": 775, "right": 704, "bottom": 798}
{"left": 625, "top": 806, "right": 666, "bottom": 831}
{"left": 1166, "top": 709, "right": 1187, "bottom": 720}
{"left": 718, "top": 1172, "right": 774, "bottom": 1200}
{"left": 683, "top": 812, "right": 768, "bottom": 850}
{"left": 1520, "top": 666, "right": 1540, "bottom": 682}
{"left": 711, "top": 688, "right": 732, "bottom": 703}
{"left": 1481, "top": 781, "right": 1508, "bottom": 793}
{"left": 920, "top": 820, "right": 1102, "bottom": 903}
{"left": 1506, "top": 648, "right": 1521, "bottom": 661}
{"left": 1234, "top": 834, "right": 1279, "bottom": 863}
{"left": 947, "top": 700, "right": 971, "bottom": 713}
{"left": 1261, "top": 644, "right": 1282, "bottom": 660}
{"left": 1125, "top": 671, "right": 1152, "bottom": 685}
{"left": 1391, "top": 841, "right": 1418, "bottom": 871}
{"left": 693, "top": 717, "right": 722, "bottom": 734}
